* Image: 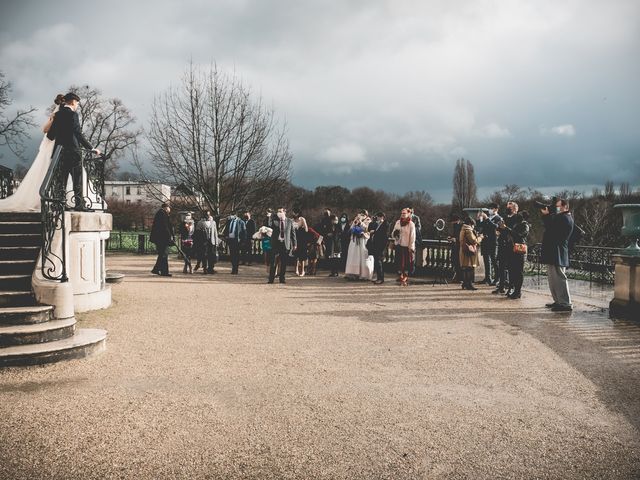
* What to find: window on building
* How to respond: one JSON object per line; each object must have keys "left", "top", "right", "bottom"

{"left": 112, "top": 187, "right": 117, "bottom": 195}
{"left": 137, "top": 186, "right": 142, "bottom": 195}
{"left": 126, "top": 186, "right": 131, "bottom": 195}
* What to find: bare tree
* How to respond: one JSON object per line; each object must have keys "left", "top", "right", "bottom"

{"left": 604, "top": 180, "right": 615, "bottom": 199}
{"left": 66, "top": 85, "right": 141, "bottom": 179}
{"left": 141, "top": 62, "right": 292, "bottom": 217}
{"left": 0, "top": 71, "right": 37, "bottom": 161}
{"left": 452, "top": 158, "right": 477, "bottom": 211}
{"left": 619, "top": 182, "right": 631, "bottom": 199}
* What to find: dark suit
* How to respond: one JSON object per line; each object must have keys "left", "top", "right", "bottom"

{"left": 268, "top": 216, "right": 297, "bottom": 283}
{"left": 150, "top": 209, "right": 174, "bottom": 275}
{"left": 47, "top": 106, "right": 94, "bottom": 210}
{"left": 223, "top": 216, "right": 246, "bottom": 274}
{"left": 478, "top": 213, "right": 502, "bottom": 283}
{"left": 369, "top": 220, "right": 389, "bottom": 281}
{"left": 241, "top": 218, "right": 256, "bottom": 265}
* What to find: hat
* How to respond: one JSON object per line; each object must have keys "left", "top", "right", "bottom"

{"left": 63, "top": 92, "right": 80, "bottom": 102}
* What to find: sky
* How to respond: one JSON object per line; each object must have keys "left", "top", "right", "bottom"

{"left": 0, "top": 0, "right": 639, "bottom": 202}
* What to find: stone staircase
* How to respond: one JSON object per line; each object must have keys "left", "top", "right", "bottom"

{"left": 0, "top": 212, "right": 106, "bottom": 367}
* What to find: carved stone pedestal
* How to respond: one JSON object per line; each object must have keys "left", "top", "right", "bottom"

{"left": 609, "top": 254, "right": 640, "bottom": 320}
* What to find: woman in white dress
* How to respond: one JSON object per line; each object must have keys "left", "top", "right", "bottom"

{"left": 0, "top": 94, "right": 64, "bottom": 212}
{"left": 344, "top": 210, "right": 373, "bottom": 280}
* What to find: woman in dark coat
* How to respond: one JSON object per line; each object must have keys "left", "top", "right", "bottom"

{"left": 338, "top": 213, "right": 350, "bottom": 271}
{"left": 324, "top": 215, "right": 342, "bottom": 277}
{"left": 504, "top": 211, "right": 530, "bottom": 299}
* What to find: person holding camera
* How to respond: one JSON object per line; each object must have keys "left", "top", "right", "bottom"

{"left": 541, "top": 198, "right": 574, "bottom": 312}
{"left": 477, "top": 203, "right": 502, "bottom": 285}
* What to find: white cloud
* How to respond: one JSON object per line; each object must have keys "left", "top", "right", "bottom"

{"left": 478, "top": 123, "right": 511, "bottom": 138}
{"left": 540, "top": 124, "right": 577, "bottom": 137}
{"left": 318, "top": 142, "right": 366, "bottom": 164}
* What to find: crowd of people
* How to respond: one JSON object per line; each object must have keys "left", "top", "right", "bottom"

{"left": 149, "top": 197, "right": 576, "bottom": 311}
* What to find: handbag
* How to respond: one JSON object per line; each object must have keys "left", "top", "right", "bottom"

{"left": 513, "top": 243, "right": 528, "bottom": 255}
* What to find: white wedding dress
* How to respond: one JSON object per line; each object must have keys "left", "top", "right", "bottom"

{"left": 0, "top": 133, "right": 55, "bottom": 212}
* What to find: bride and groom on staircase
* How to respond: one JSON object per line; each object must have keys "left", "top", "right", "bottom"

{"left": 0, "top": 92, "right": 108, "bottom": 367}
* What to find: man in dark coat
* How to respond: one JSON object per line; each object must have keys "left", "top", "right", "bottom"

{"left": 493, "top": 201, "right": 519, "bottom": 294}
{"left": 268, "top": 207, "right": 297, "bottom": 284}
{"left": 150, "top": 203, "right": 174, "bottom": 276}
{"left": 46, "top": 92, "right": 100, "bottom": 211}
{"left": 541, "top": 198, "right": 574, "bottom": 312}
{"left": 240, "top": 212, "right": 256, "bottom": 266}
{"left": 368, "top": 212, "right": 390, "bottom": 284}
{"left": 477, "top": 203, "right": 502, "bottom": 285}
{"left": 222, "top": 213, "right": 246, "bottom": 274}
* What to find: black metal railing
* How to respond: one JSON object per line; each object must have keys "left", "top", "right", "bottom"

{"left": 0, "top": 164, "right": 14, "bottom": 199}
{"left": 525, "top": 243, "right": 620, "bottom": 284}
{"left": 39, "top": 146, "right": 107, "bottom": 282}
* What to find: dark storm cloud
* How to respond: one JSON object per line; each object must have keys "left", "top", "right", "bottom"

{"left": 1, "top": 0, "right": 639, "bottom": 201}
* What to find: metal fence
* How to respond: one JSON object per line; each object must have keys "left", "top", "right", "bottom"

{"left": 106, "top": 232, "right": 620, "bottom": 285}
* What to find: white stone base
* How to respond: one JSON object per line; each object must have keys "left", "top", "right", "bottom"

{"left": 74, "top": 286, "right": 112, "bottom": 313}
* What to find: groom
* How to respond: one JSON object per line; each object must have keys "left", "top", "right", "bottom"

{"left": 46, "top": 92, "right": 100, "bottom": 211}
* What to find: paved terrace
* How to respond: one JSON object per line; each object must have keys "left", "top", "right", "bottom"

{"left": 1, "top": 253, "right": 639, "bottom": 479}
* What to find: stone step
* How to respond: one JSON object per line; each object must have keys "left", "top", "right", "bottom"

{"left": 0, "top": 212, "right": 41, "bottom": 223}
{"left": 0, "top": 305, "right": 53, "bottom": 325}
{"left": 0, "top": 233, "right": 41, "bottom": 247}
{"left": 0, "top": 317, "right": 75, "bottom": 347}
{"left": 0, "top": 259, "right": 35, "bottom": 276}
{"left": 0, "top": 246, "right": 40, "bottom": 261}
{"left": 0, "top": 328, "right": 107, "bottom": 367}
{"left": 0, "top": 221, "right": 41, "bottom": 234}
{"left": 0, "top": 291, "right": 36, "bottom": 308}
{"left": 0, "top": 275, "right": 31, "bottom": 291}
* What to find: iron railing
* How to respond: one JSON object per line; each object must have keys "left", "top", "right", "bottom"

{"left": 39, "top": 146, "right": 106, "bottom": 281}
{"left": 0, "top": 164, "right": 14, "bottom": 199}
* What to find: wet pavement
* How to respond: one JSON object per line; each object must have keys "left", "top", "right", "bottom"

{"left": 0, "top": 254, "right": 639, "bottom": 479}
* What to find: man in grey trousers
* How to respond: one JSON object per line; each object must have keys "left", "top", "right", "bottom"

{"left": 540, "top": 198, "right": 574, "bottom": 312}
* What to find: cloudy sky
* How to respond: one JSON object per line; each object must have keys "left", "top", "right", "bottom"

{"left": 1, "top": 0, "right": 639, "bottom": 201}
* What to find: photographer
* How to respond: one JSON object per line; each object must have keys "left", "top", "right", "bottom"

{"left": 502, "top": 211, "right": 530, "bottom": 299}
{"left": 540, "top": 198, "right": 574, "bottom": 312}
{"left": 476, "top": 203, "right": 502, "bottom": 285}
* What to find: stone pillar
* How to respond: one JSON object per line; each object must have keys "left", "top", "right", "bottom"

{"left": 609, "top": 254, "right": 640, "bottom": 320}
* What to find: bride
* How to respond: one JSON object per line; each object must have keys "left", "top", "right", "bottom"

{"left": 0, "top": 94, "right": 65, "bottom": 212}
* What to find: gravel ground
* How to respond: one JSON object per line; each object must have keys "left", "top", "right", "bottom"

{"left": 1, "top": 253, "right": 639, "bottom": 479}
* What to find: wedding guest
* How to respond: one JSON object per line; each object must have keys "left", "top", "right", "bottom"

{"left": 324, "top": 215, "right": 342, "bottom": 277}
{"left": 150, "top": 203, "right": 174, "bottom": 277}
{"left": 241, "top": 212, "right": 256, "bottom": 266}
{"left": 369, "top": 212, "right": 390, "bottom": 285}
{"left": 345, "top": 210, "right": 373, "bottom": 280}
{"left": 504, "top": 211, "right": 530, "bottom": 299}
{"left": 254, "top": 225, "right": 273, "bottom": 273}
{"left": 493, "top": 201, "right": 519, "bottom": 294}
{"left": 392, "top": 208, "right": 416, "bottom": 286}
{"left": 194, "top": 211, "right": 219, "bottom": 274}
{"left": 476, "top": 203, "right": 502, "bottom": 285}
{"left": 459, "top": 216, "right": 482, "bottom": 290}
{"left": 193, "top": 210, "right": 211, "bottom": 271}
{"left": 292, "top": 208, "right": 309, "bottom": 276}
{"left": 222, "top": 212, "right": 246, "bottom": 274}
{"left": 306, "top": 226, "right": 322, "bottom": 276}
{"left": 179, "top": 216, "right": 195, "bottom": 274}
{"left": 338, "top": 213, "right": 351, "bottom": 270}
{"left": 268, "top": 207, "right": 297, "bottom": 284}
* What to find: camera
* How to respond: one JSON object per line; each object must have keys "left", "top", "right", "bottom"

{"left": 533, "top": 196, "right": 558, "bottom": 210}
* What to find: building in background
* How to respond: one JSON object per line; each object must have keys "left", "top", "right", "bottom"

{"left": 104, "top": 181, "right": 171, "bottom": 205}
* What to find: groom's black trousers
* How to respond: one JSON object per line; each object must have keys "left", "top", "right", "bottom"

{"left": 58, "top": 148, "right": 84, "bottom": 210}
